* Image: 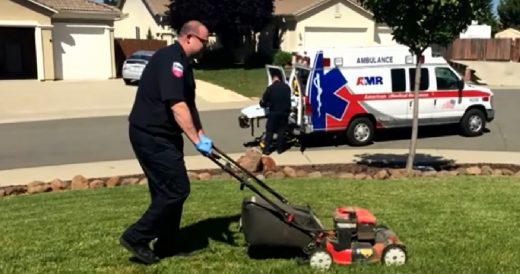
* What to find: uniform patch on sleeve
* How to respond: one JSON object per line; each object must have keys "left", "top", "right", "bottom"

{"left": 171, "top": 62, "right": 184, "bottom": 78}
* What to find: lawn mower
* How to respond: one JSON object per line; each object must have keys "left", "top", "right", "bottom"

{"left": 207, "top": 146, "right": 407, "bottom": 270}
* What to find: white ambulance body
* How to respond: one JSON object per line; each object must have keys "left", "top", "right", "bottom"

{"left": 239, "top": 45, "right": 495, "bottom": 146}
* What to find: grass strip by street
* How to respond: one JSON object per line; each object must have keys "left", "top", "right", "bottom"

{"left": 1, "top": 176, "right": 520, "bottom": 274}
{"left": 195, "top": 68, "right": 266, "bottom": 98}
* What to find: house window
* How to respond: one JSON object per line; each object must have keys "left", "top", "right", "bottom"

{"left": 135, "top": 27, "right": 141, "bottom": 39}
{"left": 391, "top": 68, "right": 406, "bottom": 92}
{"left": 409, "top": 68, "right": 429, "bottom": 91}
{"left": 435, "top": 67, "right": 459, "bottom": 90}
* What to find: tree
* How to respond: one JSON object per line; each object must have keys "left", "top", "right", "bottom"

{"left": 476, "top": 0, "right": 499, "bottom": 34}
{"left": 146, "top": 28, "right": 153, "bottom": 40}
{"left": 357, "top": 0, "right": 487, "bottom": 173}
{"left": 168, "top": 0, "right": 274, "bottom": 49}
{"left": 498, "top": 0, "right": 520, "bottom": 29}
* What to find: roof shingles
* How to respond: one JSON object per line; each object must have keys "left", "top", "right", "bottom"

{"left": 143, "top": 0, "right": 169, "bottom": 16}
{"left": 33, "top": 0, "right": 120, "bottom": 14}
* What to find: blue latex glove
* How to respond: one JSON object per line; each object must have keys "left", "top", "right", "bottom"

{"left": 195, "top": 135, "right": 213, "bottom": 156}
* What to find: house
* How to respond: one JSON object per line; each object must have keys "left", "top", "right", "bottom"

{"left": 114, "top": 0, "right": 174, "bottom": 44}
{"left": 495, "top": 28, "right": 520, "bottom": 40}
{"left": 459, "top": 20, "right": 491, "bottom": 39}
{"left": 258, "top": 0, "right": 398, "bottom": 55}
{"left": 0, "top": 0, "right": 122, "bottom": 81}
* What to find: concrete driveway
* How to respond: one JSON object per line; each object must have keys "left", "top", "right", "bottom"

{"left": 0, "top": 79, "right": 254, "bottom": 124}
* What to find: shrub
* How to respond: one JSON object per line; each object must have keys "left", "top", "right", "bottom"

{"left": 272, "top": 50, "right": 292, "bottom": 66}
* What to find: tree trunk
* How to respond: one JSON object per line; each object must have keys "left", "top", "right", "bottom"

{"left": 405, "top": 52, "right": 424, "bottom": 173}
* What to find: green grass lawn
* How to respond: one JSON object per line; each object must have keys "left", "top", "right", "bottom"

{"left": 195, "top": 68, "right": 267, "bottom": 98}
{"left": 1, "top": 176, "right": 520, "bottom": 274}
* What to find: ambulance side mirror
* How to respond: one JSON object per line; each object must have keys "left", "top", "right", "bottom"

{"left": 457, "top": 79, "right": 464, "bottom": 91}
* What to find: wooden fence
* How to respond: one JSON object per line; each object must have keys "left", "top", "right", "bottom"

{"left": 114, "top": 38, "right": 167, "bottom": 77}
{"left": 434, "top": 38, "right": 520, "bottom": 62}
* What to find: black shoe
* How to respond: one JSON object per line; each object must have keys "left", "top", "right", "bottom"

{"left": 119, "top": 236, "right": 160, "bottom": 265}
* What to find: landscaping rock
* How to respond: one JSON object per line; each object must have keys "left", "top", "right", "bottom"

{"left": 50, "top": 179, "right": 69, "bottom": 191}
{"left": 198, "top": 172, "right": 212, "bottom": 180}
{"left": 355, "top": 173, "right": 367, "bottom": 180}
{"left": 89, "top": 180, "right": 105, "bottom": 189}
{"left": 260, "top": 156, "right": 276, "bottom": 172}
{"left": 374, "top": 169, "right": 390, "bottom": 180}
{"left": 437, "top": 170, "right": 451, "bottom": 177}
{"left": 492, "top": 169, "right": 503, "bottom": 176}
{"left": 295, "top": 169, "right": 308, "bottom": 177}
{"left": 121, "top": 178, "right": 139, "bottom": 186}
{"left": 138, "top": 178, "right": 148, "bottom": 185}
{"left": 338, "top": 172, "right": 355, "bottom": 179}
{"left": 71, "top": 175, "right": 89, "bottom": 190}
{"left": 465, "top": 166, "right": 481, "bottom": 176}
{"left": 283, "top": 166, "right": 297, "bottom": 178}
{"left": 481, "top": 165, "right": 493, "bottom": 176}
{"left": 27, "top": 181, "right": 49, "bottom": 194}
{"left": 308, "top": 171, "right": 322, "bottom": 178}
{"left": 187, "top": 171, "right": 199, "bottom": 181}
{"left": 266, "top": 171, "right": 285, "bottom": 179}
{"left": 422, "top": 171, "right": 438, "bottom": 177}
{"left": 456, "top": 168, "right": 468, "bottom": 176}
{"left": 3, "top": 185, "right": 27, "bottom": 196}
{"left": 106, "top": 176, "right": 120, "bottom": 188}
{"left": 502, "top": 169, "right": 515, "bottom": 176}
{"left": 322, "top": 171, "right": 336, "bottom": 178}
{"left": 389, "top": 169, "right": 407, "bottom": 179}
{"left": 236, "top": 149, "right": 262, "bottom": 172}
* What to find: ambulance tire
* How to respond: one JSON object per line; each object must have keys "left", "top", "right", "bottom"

{"left": 346, "top": 117, "right": 374, "bottom": 146}
{"left": 460, "top": 108, "right": 485, "bottom": 137}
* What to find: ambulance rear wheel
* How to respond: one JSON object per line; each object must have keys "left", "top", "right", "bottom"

{"left": 346, "top": 117, "right": 374, "bottom": 146}
{"left": 460, "top": 109, "right": 485, "bottom": 137}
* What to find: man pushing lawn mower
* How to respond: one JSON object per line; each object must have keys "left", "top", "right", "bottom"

{"left": 119, "top": 20, "right": 406, "bottom": 269}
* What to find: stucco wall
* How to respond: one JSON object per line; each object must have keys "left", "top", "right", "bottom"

{"left": 114, "top": 0, "right": 173, "bottom": 44}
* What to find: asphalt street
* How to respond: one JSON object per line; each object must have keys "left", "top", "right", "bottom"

{"left": 0, "top": 89, "right": 518, "bottom": 170}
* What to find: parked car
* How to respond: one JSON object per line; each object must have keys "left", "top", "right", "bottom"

{"left": 122, "top": 50, "right": 154, "bottom": 85}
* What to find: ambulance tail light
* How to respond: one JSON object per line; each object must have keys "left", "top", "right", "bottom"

{"left": 482, "top": 96, "right": 489, "bottom": 102}
{"left": 304, "top": 96, "right": 312, "bottom": 115}
{"left": 322, "top": 58, "right": 331, "bottom": 67}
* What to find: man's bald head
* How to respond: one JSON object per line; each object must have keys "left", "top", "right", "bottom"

{"left": 177, "top": 20, "right": 209, "bottom": 56}
{"left": 179, "top": 21, "right": 208, "bottom": 37}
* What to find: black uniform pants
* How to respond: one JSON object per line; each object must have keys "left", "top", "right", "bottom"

{"left": 264, "top": 111, "right": 289, "bottom": 154}
{"left": 122, "top": 124, "right": 190, "bottom": 251}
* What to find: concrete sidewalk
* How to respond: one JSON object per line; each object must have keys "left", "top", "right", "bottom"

{"left": 0, "top": 79, "right": 255, "bottom": 124}
{"left": 1, "top": 148, "right": 520, "bottom": 186}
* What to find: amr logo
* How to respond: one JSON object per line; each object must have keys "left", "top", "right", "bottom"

{"left": 356, "top": 76, "right": 383, "bottom": 86}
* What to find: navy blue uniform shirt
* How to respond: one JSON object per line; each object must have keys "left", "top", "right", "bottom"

{"left": 129, "top": 42, "right": 200, "bottom": 137}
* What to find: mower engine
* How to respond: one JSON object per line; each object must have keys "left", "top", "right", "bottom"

{"left": 309, "top": 207, "right": 407, "bottom": 270}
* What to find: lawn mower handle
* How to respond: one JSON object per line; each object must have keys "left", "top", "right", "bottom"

{"left": 209, "top": 146, "right": 289, "bottom": 203}
{"left": 207, "top": 145, "right": 300, "bottom": 221}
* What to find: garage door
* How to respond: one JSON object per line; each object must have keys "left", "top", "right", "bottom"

{"left": 53, "top": 23, "right": 111, "bottom": 80}
{"left": 304, "top": 27, "right": 369, "bottom": 49}
{"left": 0, "top": 27, "right": 37, "bottom": 80}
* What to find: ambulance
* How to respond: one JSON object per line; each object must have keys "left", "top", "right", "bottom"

{"left": 238, "top": 46, "right": 495, "bottom": 147}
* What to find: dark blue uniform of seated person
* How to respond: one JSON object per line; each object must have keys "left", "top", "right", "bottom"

{"left": 119, "top": 20, "right": 212, "bottom": 265}
{"left": 260, "top": 71, "right": 291, "bottom": 155}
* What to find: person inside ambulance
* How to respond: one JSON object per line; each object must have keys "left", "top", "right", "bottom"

{"left": 259, "top": 70, "right": 291, "bottom": 155}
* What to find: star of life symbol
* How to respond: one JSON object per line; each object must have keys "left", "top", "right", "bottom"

{"left": 313, "top": 73, "right": 323, "bottom": 117}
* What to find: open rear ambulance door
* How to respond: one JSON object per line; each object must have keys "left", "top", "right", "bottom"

{"left": 265, "top": 65, "right": 287, "bottom": 85}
